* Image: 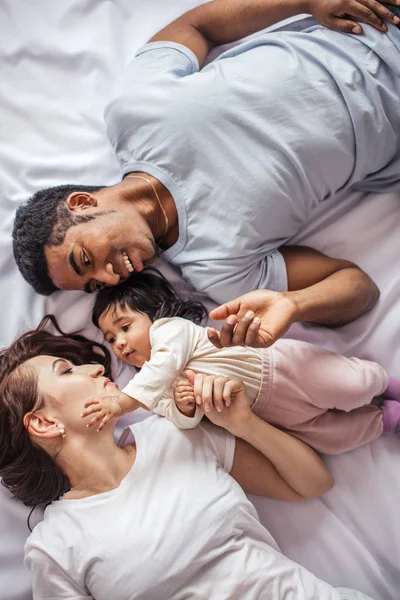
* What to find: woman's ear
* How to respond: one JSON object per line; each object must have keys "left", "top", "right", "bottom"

{"left": 23, "top": 411, "right": 62, "bottom": 440}
{"left": 66, "top": 191, "right": 98, "bottom": 212}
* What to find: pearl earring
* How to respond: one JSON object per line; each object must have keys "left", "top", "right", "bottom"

{"left": 56, "top": 424, "right": 66, "bottom": 439}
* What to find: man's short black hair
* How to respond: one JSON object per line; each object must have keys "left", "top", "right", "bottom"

{"left": 12, "top": 184, "right": 104, "bottom": 295}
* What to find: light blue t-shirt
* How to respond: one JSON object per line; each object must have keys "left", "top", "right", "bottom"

{"left": 105, "top": 21, "right": 400, "bottom": 303}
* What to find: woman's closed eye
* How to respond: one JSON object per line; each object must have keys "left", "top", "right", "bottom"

{"left": 61, "top": 367, "right": 74, "bottom": 375}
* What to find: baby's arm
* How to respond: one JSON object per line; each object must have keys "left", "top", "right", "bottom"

{"left": 174, "top": 379, "right": 196, "bottom": 416}
{"left": 122, "top": 318, "right": 204, "bottom": 428}
{"left": 155, "top": 386, "right": 204, "bottom": 429}
{"left": 81, "top": 390, "right": 150, "bottom": 432}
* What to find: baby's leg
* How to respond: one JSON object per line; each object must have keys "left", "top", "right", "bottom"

{"left": 270, "top": 339, "right": 389, "bottom": 414}
{"left": 278, "top": 405, "right": 384, "bottom": 455}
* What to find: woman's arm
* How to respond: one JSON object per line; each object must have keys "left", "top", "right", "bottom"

{"left": 150, "top": 0, "right": 400, "bottom": 67}
{"left": 229, "top": 414, "right": 333, "bottom": 501}
{"left": 186, "top": 371, "right": 334, "bottom": 501}
{"left": 208, "top": 246, "right": 379, "bottom": 348}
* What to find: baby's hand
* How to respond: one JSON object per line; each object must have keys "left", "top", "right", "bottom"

{"left": 81, "top": 394, "right": 125, "bottom": 432}
{"left": 173, "top": 379, "right": 196, "bottom": 416}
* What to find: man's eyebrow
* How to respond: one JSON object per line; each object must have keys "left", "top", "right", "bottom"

{"left": 69, "top": 249, "right": 82, "bottom": 277}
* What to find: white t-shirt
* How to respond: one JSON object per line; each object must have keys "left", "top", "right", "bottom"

{"left": 25, "top": 416, "right": 341, "bottom": 599}
{"left": 122, "top": 317, "right": 263, "bottom": 428}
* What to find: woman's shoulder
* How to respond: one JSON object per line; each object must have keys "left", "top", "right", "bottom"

{"left": 25, "top": 499, "right": 78, "bottom": 555}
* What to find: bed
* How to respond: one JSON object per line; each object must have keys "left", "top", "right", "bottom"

{"left": 0, "top": 1, "right": 399, "bottom": 598}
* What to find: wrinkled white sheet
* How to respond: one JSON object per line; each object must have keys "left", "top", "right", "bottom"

{"left": 0, "top": 1, "right": 399, "bottom": 599}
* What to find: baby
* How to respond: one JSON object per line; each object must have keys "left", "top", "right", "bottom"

{"left": 85, "top": 268, "right": 400, "bottom": 454}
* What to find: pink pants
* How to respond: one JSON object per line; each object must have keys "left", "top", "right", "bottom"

{"left": 252, "top": 339, "right": 389, "bottom": 454}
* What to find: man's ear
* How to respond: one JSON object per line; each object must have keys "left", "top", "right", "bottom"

{"left": 66, "top": 192, "right": 98, "bottom": 212}
{"left": 23, "top": 411, "right": 62, "bottom": 440}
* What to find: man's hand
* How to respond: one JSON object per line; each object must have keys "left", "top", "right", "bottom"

{"left": 81, "top": 392, "right": 129, "bottom": 432}
{"left": 173, "top": 379, "right": 197, "bottom": 417}
{"left": 185, "top": 370, "right": 252, "bottom": 433}
{"left": 308, "top": 0, "right": 400, "bottom": 34}
{"left": 208, "top": 289, "right": 297, "bottom": 349}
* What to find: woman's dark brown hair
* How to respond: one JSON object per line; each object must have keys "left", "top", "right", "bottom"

{"left": 0, "top": 315, "right": 112, "bottom": 510}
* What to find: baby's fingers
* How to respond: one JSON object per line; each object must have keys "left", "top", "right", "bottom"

{"left": 176, "top": 384, "right": 194, "bottom": 395}
{"left": 97, "top": 415, "right": 111, "bottom": 432}
{"left": 207, "top": 327, "right": 223, "bottom": 349}
{"left": 81, "top": 403, "right": 102, "bottom": 418}
{"left": 179, "top": 394, "right": 196, "bottom": 404}
{"left": 86, "top": 411, "right": 105, "bottom": 428}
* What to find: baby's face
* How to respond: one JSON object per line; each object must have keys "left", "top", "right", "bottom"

{"left": 98, "top": 305, "right": 152, "bottom": 368}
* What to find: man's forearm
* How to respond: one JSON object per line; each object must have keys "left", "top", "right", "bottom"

{"left": 152, "top": 0, "right": 309, "bottom": 66}
{"left": 187, "top": 0, "right": 308, "bottom": 45}
{"left": 289, "top": 266, "right": 380, "bottom": 327}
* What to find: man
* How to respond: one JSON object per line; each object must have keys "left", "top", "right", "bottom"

{"left": 13, "top": 0, "right": 400, "bottom": 344}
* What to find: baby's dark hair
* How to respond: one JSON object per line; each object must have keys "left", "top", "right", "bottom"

{"left": 92, "top": 267, "right": 207, "bottom": 329}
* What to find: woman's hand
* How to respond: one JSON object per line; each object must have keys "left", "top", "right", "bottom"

{"left": 208, "top": 289, "right": 297, "bottom": 349}
{"left": 308, "top": 0, "right": 400, "bottom": 34}
{"left": 185, "top": 370, "right": 251, "bottom": 433}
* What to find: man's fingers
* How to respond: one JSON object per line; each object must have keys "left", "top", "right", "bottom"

{"left": 355, "top": 0, "right": 400, "bottom": 25}
{"left": 218, "top": 316, "right": 237, "bottom": 347}
{"left": 244, "top": 317, "right": 261, "bottom": 346}
{"left": 327, "top": 15, "right": 363, "bottom": 32}
{"left": 346, "top": 0, "right": 384, "bottom": 29}
{"left": 209, "top": 299, "right": 240, "bottom": 321}
{"left": 207, "top": 327, "right": 223, "bottom": 349}
{"left": 231, "top": 311, "right": 254, "bottom": 345}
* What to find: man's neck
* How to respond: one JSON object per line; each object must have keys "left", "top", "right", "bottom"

{"left": 123, "top": 172, "right": 179, "bottom": 249}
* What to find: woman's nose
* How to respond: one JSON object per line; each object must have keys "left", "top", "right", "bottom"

{"left": 87, "top": 364, "right": 105, "bottom": 378}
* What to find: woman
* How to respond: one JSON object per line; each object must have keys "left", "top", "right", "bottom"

{"left": 0, "top": 318, "right": 372, "bottom": 599}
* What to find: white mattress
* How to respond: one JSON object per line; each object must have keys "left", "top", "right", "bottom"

{"left": 0, "top": 1, "right": 399, "bottom": 598}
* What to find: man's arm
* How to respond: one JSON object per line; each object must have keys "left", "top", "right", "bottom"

{"left": 208, "top": 246, "right": 379, "bottom": 348}
{"left": 150, "top": 0, "right": 400, "bottom": 67}
{"left": 280, "top": 245, "right": 379, "bottom": 325}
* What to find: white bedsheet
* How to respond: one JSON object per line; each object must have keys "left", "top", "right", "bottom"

{"left": 0, "top": 1, "right": 399, "bottom": 599}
